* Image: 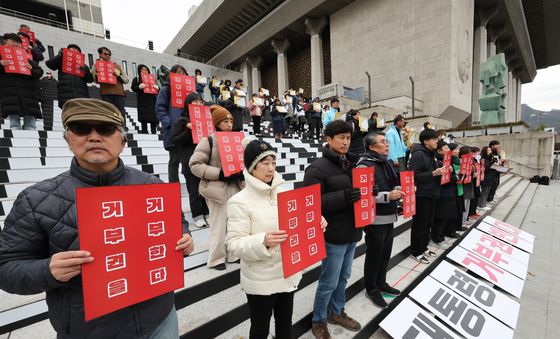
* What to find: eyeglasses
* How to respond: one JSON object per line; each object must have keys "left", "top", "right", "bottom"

{"left": 101, "top": 52, "right": 111, "bottom": 56}
{"left": 67, "top": 123, "right": 118, "bottom": 136}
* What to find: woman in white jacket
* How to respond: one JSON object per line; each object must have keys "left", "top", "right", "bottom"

{"left": 227, "top": 139, "right": 325, "bottom": 339}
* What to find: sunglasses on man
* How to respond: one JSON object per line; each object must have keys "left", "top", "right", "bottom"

{"left": 67, "top": 123, "right": 119, "bottom": 136}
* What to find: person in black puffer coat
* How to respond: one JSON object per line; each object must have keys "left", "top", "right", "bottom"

{"left": 408, "top": 129, "right": 446, "bottom": 264}
{"left": 346, "top": 109, "right": 366, "bottom": 156}
{"left": 303, "top": 120, "right": 362, "bottom": 337}
{"left": 431, "top": 140, "right": 459, "bottom": 248}
{"left": 131, "top": 64, "right": 159, "bottom": 134}
{"left": 224, "top": 90, "right": 244, "bottom": 132}
{"left": 45, "top": 44, "right": 94, "bottom": 109}
{"left": 0, "top": 33, "right": 43, "bottom": 130}
{"left": 356, "top": 132, "right": 404, "bottom": 308}
{"left": 0, "top": 98, "right": 194, "bottom": 338}
{"left": 171, "top": 92, "right": 210, "bottom": 228}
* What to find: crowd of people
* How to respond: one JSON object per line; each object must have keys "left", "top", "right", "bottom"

{"left": 0, "top": 25, "right": 509, "bottom": 339}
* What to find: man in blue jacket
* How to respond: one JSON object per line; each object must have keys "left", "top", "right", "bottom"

{"left": 386, "top": 114, "right": 408, "bottom": 174}
{"left": 322, "top": 98, "right": 340, "bottom": 127}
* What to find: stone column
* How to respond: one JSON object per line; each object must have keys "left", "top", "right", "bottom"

{"left": 515, "top": 78, "right": 522, "bottom": 122}
{"left": 506, "top": 70, "right": 513, "bottom": 122}
{"left": 471, "top": 7, "right": 497, "bottom": 125}
{"left": 487, "top": 25, "right": 504, "bottom": 58}
{"left": 271, "top": 39, "right": 290, "bottom": 96}
{"left": 305, "top": 17, "right": 327, "bottom": 98}
{"left": 247, "top": 56, "right": 263, "bottom": 95}
{"left": 240, "top": 60, "right": 252, "bottom": 96}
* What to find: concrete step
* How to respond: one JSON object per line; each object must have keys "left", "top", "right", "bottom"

{"left": 505, "top": 182, "right": 538, "bottom": 229}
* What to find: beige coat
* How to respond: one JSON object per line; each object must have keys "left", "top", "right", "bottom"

{"left": 189, "top": 135, "right": 245, "bottom": 204}
{"left": 226, "top": 170, "right": 302, "bottom": 295}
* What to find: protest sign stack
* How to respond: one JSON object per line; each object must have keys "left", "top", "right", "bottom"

{"left": 381, "top": 215, "right": 535, "bottom": 338}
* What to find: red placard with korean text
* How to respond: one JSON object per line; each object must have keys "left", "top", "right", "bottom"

{"left": 400, "top": 171, "right": 416, "bottom": 218}
{"left": 352, "top": 167, "right": 375, "bottom": 227}
{"left": 62, "top": 48, "right": 85, "bottom": 77}
{"left": 475, "top": 162, "right": 481, "bottom": 187}
{"left": 19, "top": 28, "right": 36, "bottom": 43}
{"left": 458, "top": 154, "right": 473, "bottom": 184}
{"left": 278, "top": 184, "right": 325, "bottom": 278}
{"left": 95, "top": 60, "right": 116, "bottom": 84}
{"left": 77, "top": 183, "right": 184, "bottom": 321}
{"left": 440, "top": 151, "right": 452, "bottom": 185}
{"left": 19, "top": 36, "right": 33, "bottom": 60}
{"left": 189, "top": 104, "right": 214, "bottom": 144}
{"left": 141, "top": 73, "right": 158, "bottom": 94}
{"left": 216, "top": 132, "right": 244, "bottom": 176}
{"left": 170, "top": 72, "right": 195, "bottom": 108}
{"left": 0, "top": 46, "right": 31, "bottom": 75}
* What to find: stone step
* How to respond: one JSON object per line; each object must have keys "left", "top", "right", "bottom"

{"left": 504, "top": 182, "right": 538, "bottom": 229}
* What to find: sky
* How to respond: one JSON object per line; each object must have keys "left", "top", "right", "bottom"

{"left": 100, "top": 0, "right": 202, "bottom": 52}
{"left": 101, "top": 0, "right": 560, "bottom": 112}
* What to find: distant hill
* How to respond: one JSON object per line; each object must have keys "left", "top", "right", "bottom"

{"left": 521, "top": 104, "right": 560, "bottom": 130}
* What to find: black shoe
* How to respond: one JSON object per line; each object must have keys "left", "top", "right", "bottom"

{"left": 366, "top": 290, "right": 388, "bottom": 308}
{"left": 210, "top": 263, "right": 226, "bottom": 271}
{"left": 446, "top": 232, "right": 460, "bottom": 239}
{"left": 380, "top": 285, "right": 401, "bottom": 296}
{"left": 229, "top": 259, "right": 240, "bottom": 264}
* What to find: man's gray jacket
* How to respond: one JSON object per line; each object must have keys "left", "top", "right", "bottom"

{"left": 0, "top": 158, "right": 188, "bottom": 338}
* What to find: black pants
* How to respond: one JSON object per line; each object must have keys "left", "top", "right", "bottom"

{"left": 431, "top": 218, "right": 446, "bottom": 243}
{"left": 141, "top": 122, "right": 157, "bottom": 134}
{"left": 185, "top": 172, "right": 208, "bottom": 218}
{"left": 252, "top": 115, "right": 261, "bottom": 135}
{"left": 101, "top": 94, "right": 126, "bottom": 128}
{"left": 246, "top": 292, "right": 294, "bottom": 339}
{"left": 168, "top": 147, "right": 183, "bottom": 183}
{"left": 410, "top": 197, "right": 436, "bottom": 256}
{"left": 364, "top": 224, "right": 394, "bottom": 293}
{"left": 309, "top": 116, "right": 321, "bottom": 139}
{"left": 487, "top": 173, "right": 500, "bottom": 202}
{"left": 469, "top": 196, "right": 479, "bottom": 216}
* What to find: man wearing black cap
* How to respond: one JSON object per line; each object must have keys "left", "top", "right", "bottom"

{"left": 0, "top": 98, "right": 193, "bottom": 337}
{"left": 46, "top": 44, "right": 94, "bottom": 108}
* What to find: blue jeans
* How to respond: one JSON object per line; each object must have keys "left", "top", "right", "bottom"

{"left": 312, "top": 241, "right": 356, "bottom": 323}
{"left": 149, "top": 306, "right": 179, "bottom": 338}
{"left": 9, "top": 115, "right": 37, "bottom": 130}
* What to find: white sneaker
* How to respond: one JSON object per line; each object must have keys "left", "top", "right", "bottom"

{"left": 411, "top": 254, "right": 430, "bottom": 264}
{"left": 429, "top": 240, "right": 450, "bottom": 250}
{"left": 478, "top": 206, "right": 491, "bottom": 211}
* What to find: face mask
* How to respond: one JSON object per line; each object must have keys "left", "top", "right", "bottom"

{"left": 475, "top": 154, "right": 481, "bottom": 161}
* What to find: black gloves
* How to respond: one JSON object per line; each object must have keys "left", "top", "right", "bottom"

{"left": 219, "top": 170, "right": 244, "bottom": 183}
{"left": 344, "top": 188, "right": 362, "bottom": 204}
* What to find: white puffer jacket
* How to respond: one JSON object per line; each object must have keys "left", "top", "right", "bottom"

{"left": 226, "top": 170, "right": 302, "bottom": 295}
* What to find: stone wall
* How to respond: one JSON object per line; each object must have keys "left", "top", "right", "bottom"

{"left": 329, "top": 0, "right": 474, "bottom": 125}
{"left": 0, "top": 13, "right": 241, "bottom": 101}
{"left": 456, "top": 132, "right": 555, "bottom": 178}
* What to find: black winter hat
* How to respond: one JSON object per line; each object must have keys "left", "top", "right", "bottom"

{"left": 67, "top": 44, "right": 82, "bottom": 52}
{"left": 243, "top": 139, "right": 276, "bottom": 173}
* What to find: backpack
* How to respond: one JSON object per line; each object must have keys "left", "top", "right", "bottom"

{"left": 538, "top": 176, "right": 550, "bottom": 185}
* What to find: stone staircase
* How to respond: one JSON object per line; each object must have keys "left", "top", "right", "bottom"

{"left": 0, "top": 102, "right": 538, "bottom": 338}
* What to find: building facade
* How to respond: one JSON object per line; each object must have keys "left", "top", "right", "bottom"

{"left": 167, "top": 0, "right": 559, "bottom": 128}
